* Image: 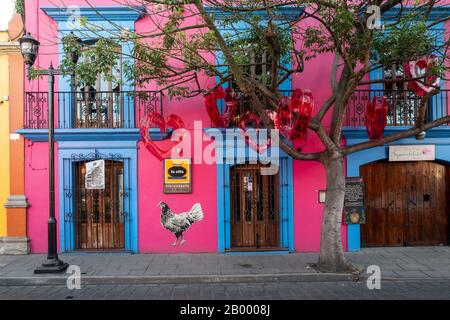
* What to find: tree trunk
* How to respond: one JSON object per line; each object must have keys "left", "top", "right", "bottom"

{"left": 317, "top": 153, "right": 354, "bottom": 273}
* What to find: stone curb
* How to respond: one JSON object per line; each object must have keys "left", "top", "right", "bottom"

{"left": 0, "top": 272, "right": 359, "bottom": 286}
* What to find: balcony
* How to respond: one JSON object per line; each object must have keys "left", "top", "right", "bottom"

{"left": 215, "top": 89, "right": 293, "bottom": 128}
{"left": 219, "top": 88, "right": 450, "bottom": 129}
{"left": 345, "top": 89, "right": 450, "bottom": 127}
{"left": 24, "top": 90, "right": 163, "bottom": 129}
{"left": 23, "top": 89, "right": 450, "bottom": 130}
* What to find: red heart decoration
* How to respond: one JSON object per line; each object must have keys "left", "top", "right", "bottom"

{"left": 365, "top": 96, "right": 388, "bottom": 140}
{"left": 238, "top": 111, "right": 272, "bottom": 154}
{"left": 404, "top": 57, "right": 441, "bottom": 97}
{"left": 272, "top": 89, "right": 314, "bottom": 142}
{"left": 289, "top": 89, "right": 314, "bottom": 141}
{"left": 276, "top": 96, "right": 293, "bottom": 140}
{"left": 140, "top": 112, "right": 187, "bottom": 161}
{"left": 205, "top": 87, "right": 238, "bottom": 127}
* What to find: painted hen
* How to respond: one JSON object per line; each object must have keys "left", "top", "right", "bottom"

{"left": 158, "top": 202, "right": 204, "bottom": 246}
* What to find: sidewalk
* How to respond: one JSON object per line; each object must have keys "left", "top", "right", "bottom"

{"left": 0, "top": 247, "right": 449, "bottom": 285}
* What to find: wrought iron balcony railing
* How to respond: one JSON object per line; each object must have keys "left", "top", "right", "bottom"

{"left": 216, "top": 89, "right": 293, "bottom": 127}
{"left": 24, "top": 89, "right": 449, "bottom": 130}
{"left": 345, "top": 89, "right": 450, "bottom": 127}
{"left": 24, "top": 90, "right": 163, "bottom": 129}
{"left": 218, "top": 88, "right": 449, "bottom": 128}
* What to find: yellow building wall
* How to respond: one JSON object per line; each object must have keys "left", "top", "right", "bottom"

{"left": 0, "top": 31, "right": 11, "bottom": 236}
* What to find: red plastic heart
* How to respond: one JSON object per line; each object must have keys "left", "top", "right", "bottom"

{"left": 238, "top": 111, "right": 272, "bottom": 154}
{"left": 140, "top": 112, "right": 187, "bottom": 161}
{"left": 204, "top": 87, "right": 237, "bottom": 127}
{"left": 404, "top": 57, "right": 441, "bottom": 97}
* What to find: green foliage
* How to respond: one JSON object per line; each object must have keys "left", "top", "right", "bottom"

{"left": 51, "top": 1, "right": 447, "bottom": 99}
{"left": 14, "top": 0, "right": 24, "bottom": 15}
{"left": 61, "top": 36, "right": 121, "bottom": 89}
{"left": 372, "top": 14, "right": 436, "bottom": 68}
{"left": 26, "top": 67, "right": 43, "bottom": 81}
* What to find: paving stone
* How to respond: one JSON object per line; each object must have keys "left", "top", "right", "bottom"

{"left": 393, "top": 270, "right": 429, "bottom": 278}
{"left": 1, "top": 247, "right": 450, "bottom": 283}
{"left": 400, "top": 264, "right": 432, "bottom": 271}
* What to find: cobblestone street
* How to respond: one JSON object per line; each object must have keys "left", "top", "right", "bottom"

{"left": 0, "top": 279, "right": 449, "bottom": 300}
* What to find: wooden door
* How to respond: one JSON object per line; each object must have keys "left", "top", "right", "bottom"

{"left": 75, "top": 160, "right": 125, "bottom": 250}
{"left": 230, "top": 164, "right": 279, "bottom": 249}
{"left": 360, "top": 161, "right": 448, "bottom": 247}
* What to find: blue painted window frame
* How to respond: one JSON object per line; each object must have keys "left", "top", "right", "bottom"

{"left": 42, "top": 6, "right": 144, "bottom": 129}
{"left": 205, "top": 6, "right": 304, "bottom": 94}
{"left": 370, "top": 8, "right": 447, "bottom": 120}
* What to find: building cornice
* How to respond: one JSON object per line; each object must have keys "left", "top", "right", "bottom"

{"left": 343, "top": 126, "right": 450, "bottom": 146}
{"left": 383, "top": 6, "right": 450, "bottom": 20}
{"left": 16, "top": 128, "right": 170, "bottom": 142}
{"left": 0, "top": 41, "right": 20, "bottom": 54}
{"left": 41, "top": 6, "right": 146, "bottom": 22}
{"left": 204, "top": 6, "right": 304, "bottom": 22}
{"left": 4, "top": 195, "right": 29, "bottom": 209}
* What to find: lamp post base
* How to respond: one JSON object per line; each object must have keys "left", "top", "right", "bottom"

{"left": 34, "top": 258, "right": 69, "bottom": 274}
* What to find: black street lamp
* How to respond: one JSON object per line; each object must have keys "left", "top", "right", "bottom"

{"left": 20, "top": 32, "right": 80, "bottom": 274}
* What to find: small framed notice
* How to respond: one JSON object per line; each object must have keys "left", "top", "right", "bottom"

{"left": 85, "top": 160, "right": 105, "bottom": 190}
{"left": 343, "top": 177, "right": 366, "bottom": 225}
{"left": 164, "top": 158, "right": 192, "bottom": 194}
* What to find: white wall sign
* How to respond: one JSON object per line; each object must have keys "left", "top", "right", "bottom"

{"left": 85, "top": 160, "right": 105, "bottom": 189}
{"left": 389, "top": 145, "right": 436, "bottom": 162}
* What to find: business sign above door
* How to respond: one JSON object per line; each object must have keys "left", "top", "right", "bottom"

{"left": 164, "top": 158, "right": 192, "bottom": 193}
{"left": 389, "top": 145, "right": 436, "bottom": 162}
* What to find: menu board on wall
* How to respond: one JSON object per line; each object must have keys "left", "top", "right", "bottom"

{"left": 164, "top": 158, "right": 192, "bottom": 194}
{"left": 343, "top": 177, "right": 366, "bottom": 225}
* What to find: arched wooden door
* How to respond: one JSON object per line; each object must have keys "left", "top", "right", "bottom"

{"left": 75, "top": 160, "right": 125, "bottom": 250}
{"left": 230, "top": 164, "right": 280, "bottom": 250}
{"left": 360, "top": 161, "right": 449, "bottom": 247}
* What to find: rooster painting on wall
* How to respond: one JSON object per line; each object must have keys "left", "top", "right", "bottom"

{"left": 158, "top": 202, "right": 204, "bottom": 246}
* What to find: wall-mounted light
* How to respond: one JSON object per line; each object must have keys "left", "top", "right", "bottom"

{"left": 318, "top": 190, "right": 326, "bottom": 203}
{"left": 415, "top": 131, "right": 426, "bottom": 140}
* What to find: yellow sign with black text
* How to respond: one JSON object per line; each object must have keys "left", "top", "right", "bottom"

{"left": 164, "top": 158, "right": 192, "bottom": 193}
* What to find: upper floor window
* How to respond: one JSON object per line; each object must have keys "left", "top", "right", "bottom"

{"left": 381, "top": 63, "right": 421, "bottom": 126}
{"left": 75, "top": 42, "right": 123, "bottom": 129}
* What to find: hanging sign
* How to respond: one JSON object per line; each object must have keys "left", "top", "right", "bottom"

{"left": 164, "top": 158, "right": 192, "bottom": 194}
{"left": 85, "top": 160, "right": 105, "bottom": 190}
{"left": 343, "top": 177, "right": 366, "bottom": 225}
{"left": 389, "top": 145, "right": 435, "bottom": 162}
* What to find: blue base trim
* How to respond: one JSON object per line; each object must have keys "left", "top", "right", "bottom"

{"left": 347, "top": 225, "right": 360, "bottom": 252}
{"left": 62, "top": 251, "right": 133, "bottom": 256}
{"left": 224, "top": 250, "right": 290, "bottom": 255}
{"left": 17, "top": 128, "right": 170, "bottom": 142}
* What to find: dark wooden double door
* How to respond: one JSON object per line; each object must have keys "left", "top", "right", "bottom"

{"left": 75, "top": 160, "right": 125, "bottom": 250}
{"left": 230, "top": 164, "right": 280, "bottom": 250}
{"left": 361, "top": 161, "right": 449, "bottom": 247}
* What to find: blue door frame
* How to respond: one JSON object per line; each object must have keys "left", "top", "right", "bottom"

{"left": 208, "top": 134, "right": 294, "bottom": 253}
{"left": 58, "top": 140, "right": 139, "bottom": 253}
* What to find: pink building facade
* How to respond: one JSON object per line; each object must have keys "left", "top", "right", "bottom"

{"left": 18, "top": 1, "right": 450, "bottom": 254}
